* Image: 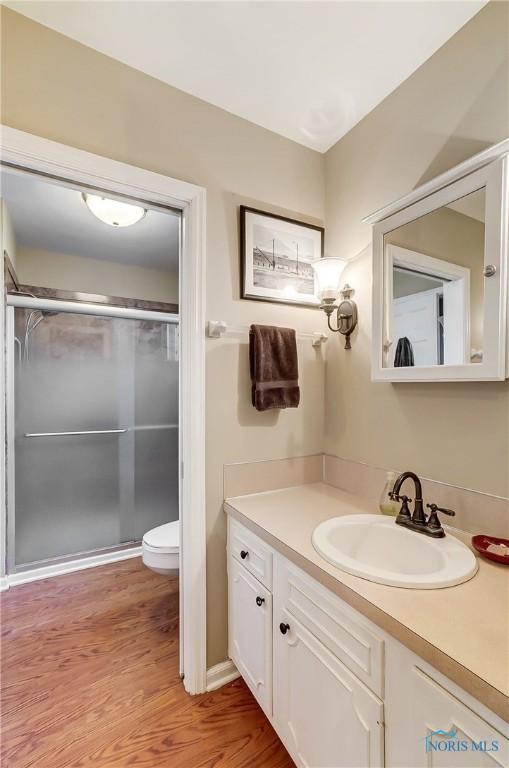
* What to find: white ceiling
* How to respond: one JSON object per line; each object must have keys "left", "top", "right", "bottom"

{"left": 1, "top": 169, "right": 180, "bottom": 271}
{"left": 7, "top": 1, "right": 487, "bottom": 152}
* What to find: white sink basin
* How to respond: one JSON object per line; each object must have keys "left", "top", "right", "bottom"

{"left": 312, "top": 514, "right": 478, "bottom": 589}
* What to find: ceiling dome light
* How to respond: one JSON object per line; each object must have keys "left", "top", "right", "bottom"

{"left": 82, "top": 193, "right": 146, "bottom": 227}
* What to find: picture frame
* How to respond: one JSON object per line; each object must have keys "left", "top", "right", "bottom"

{"left": 240, "top": 205, "right": 324, "bottom": 307}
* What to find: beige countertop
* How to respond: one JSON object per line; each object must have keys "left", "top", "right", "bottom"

{"left": 224, "top": 482, "right": 509, "bottom": 722}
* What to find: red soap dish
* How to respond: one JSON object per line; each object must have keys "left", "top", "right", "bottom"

{"left": 471, "top": 535, "right": 509, "bottom": 565}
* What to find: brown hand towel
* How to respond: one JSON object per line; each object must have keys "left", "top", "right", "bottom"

{"left": 249, "top": 324, "right": 300, "bottom": 412}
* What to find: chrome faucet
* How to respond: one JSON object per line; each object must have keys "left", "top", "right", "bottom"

{"left": 389, "top": 471, "right": 455, "bottom": 538}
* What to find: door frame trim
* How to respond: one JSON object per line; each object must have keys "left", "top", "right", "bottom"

{"left": 0, "top": 126, "right": 207, "bottom": 695}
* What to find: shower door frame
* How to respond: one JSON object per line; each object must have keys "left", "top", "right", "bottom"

{"left": 5, "top": 297, "right": 180, "bottom": 575}
{"left": 0, "top": 126, "right": 207, "bottom": 696}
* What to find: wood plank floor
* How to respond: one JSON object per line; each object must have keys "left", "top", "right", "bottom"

{"left": 1, "top": 557, "right": 293, "bottom": 768}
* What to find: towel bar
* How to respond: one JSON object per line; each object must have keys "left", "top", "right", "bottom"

{"left": 206, "top": 320, "right": 327, "bottom": 347}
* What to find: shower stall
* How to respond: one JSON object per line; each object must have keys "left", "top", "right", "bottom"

{"left": 6, "top": 296, "right": 179, "bottom": 576}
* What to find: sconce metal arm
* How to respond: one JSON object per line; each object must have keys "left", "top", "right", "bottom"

{"left": 326, "top": 312, "right": 339, "bottom": 333}
{"left": 320, "top": 285, "right": 358, "bottom": 350}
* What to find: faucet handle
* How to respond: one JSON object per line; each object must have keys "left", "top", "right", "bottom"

{"left": 426, "top": 503, "right": 455, "bottom": 517}
{"left": 395, "top": 494, "right": 412, "bottom": 524}
{"left": 426, "top": 503, "right": 455, "bottom": 533}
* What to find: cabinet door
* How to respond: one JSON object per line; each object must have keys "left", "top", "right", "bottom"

{"left": 228, "top": 556, "right": 272, "bottom": 716}
{"left": 274, "top": 610, "right": 384, "bottom": 768}
{"left": 275, "top": 555, "right": 384, "bottom": 697}
{"left": 407, "top": 667, "right": 508, "bottom": 768}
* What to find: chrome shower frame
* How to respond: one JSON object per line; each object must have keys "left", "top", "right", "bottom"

{"left": 5, "top": 296, "right": 179, "bottom": 578}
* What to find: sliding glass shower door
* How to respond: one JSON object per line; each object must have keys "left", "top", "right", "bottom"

{"left": 11, "top": 307, "right": 179, "bottom": 569}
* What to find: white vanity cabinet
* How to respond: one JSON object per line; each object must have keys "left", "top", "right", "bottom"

{"left": 227, "top": 516, "right": 508, "bottom": 768}
{"left": 274, "top": 609, "right": 384, "bottom": 767}
{"left": 227, "top": 518, "right": 273, "bottom": 716}
{"left": 228, "top": 517, "right": 384, "bottom": 767}
{"left": 408, "top": 670, "right": 507, "bottom": 768}
{"left": 384, "top": 640, "right": 509, "bottom": 768}
{"left": 228, "top": 556, "right": 273, "bottom": 716}
{"left": 273, "top": 556, "right": 385, "bottom": 767}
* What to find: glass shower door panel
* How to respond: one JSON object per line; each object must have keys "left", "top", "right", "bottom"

{"left": 13, "top": 310, "right": 179, "bottom": 568}
{"left": 14, "top": 310, "right": 126, "bottom": 566}
{"left": 16, "top": 436, "right": 121, "bottom": 565}
{"left": 132, "top": 321, "right": 179, "bottom": 541}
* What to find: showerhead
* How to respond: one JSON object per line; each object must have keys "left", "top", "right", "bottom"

{"left": 26, "top": 309, "right": 59, "bottom": 328}
{"left": 23, "top": 309, "right": 60, "bottom": 362}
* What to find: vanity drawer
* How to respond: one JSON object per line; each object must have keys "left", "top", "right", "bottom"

{"left": 275, "top": 555, "right": 384, "bottom": 697}
{"left": 229, "top": 517, "right": 273, "bottom": 590}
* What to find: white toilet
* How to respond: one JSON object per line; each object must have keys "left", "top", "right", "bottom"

{"left": 142, "top": 520, "right": 179, "bottom": 575}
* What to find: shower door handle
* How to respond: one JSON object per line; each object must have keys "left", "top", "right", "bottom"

{"left": 24, "top": 429, "right": 128, "bottom": 437}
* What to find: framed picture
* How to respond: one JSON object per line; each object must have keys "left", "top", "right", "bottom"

{"left": 240, "top": 206, "right": 324, "bottom": 307}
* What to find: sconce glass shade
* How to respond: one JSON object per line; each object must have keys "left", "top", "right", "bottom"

{"left": 311, "top": 257, "right": 347, "bottom": 302}
{"left": 82, "top": 193, "right": 146, "bottom": 227}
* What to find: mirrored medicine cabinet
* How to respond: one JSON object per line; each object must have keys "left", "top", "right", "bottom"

{"left": 367, "top": 140, "right": 509, "bottom": 382}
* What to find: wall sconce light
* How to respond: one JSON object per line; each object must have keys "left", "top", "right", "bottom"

{"left": 311, "top": 257, "right": 358, "bottom": 349}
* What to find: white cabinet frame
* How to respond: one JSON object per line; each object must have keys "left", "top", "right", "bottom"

{"left": 227, "top": 517, "right": 509, "bottom": 767}
{"left": 368, "top": 141, "right": 509, "bottom": 382}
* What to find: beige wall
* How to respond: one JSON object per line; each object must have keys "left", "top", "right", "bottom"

{"left": 387, "top": 206, "right": 485, "bottom": 352}
{"left": 324, "top": 1, "right": 509, "bottom": 498}
{"left": 16, "top": 247, "right": 179, "bottom": 304}
{"left": 0, "top": 7, "right": 325, "bottom": 666}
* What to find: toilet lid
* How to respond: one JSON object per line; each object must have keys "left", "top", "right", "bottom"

{"left": 142, "top": 521, "right": 179, "bottom": 553}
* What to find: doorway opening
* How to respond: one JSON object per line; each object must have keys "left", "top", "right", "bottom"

{"left": 2, "top": 166, "right": 181, "bottom": 580}
{"left": 1, "top": 127, "right": 207, "bottom": 694}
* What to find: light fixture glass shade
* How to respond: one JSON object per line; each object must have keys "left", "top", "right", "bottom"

{"left": 82, "top": 193, "right": 146, "bottom": 227}
{"left": 311, "top": 257, "right": 347, "bottom": 302}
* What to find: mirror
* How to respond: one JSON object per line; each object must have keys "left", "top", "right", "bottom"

{"left": 384, "top": 188, "right": 485, "bottom": 368}
{"left": 369, "top": 143, "right": 508, "bottom": 382}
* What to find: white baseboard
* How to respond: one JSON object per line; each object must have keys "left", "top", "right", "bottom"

{"left": 206, "top": 659, "right": 239, "bottom": 692}
{"left": 5, "top": 546, "right": 142, "bottom": 589}
{"left": 0, "top": 575, "right": 9, "bottom": 592}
